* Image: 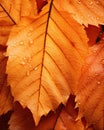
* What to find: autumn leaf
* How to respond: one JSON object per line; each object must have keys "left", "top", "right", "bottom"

{"left": 54, "top": 96, "right": 84, "bottom": 130}
{"left": 0, "top": 0, "right": 103, "bottom": 129}
{"left": 9, "top": 102, "right": 57, "bottom": 130}
{"left": 75, "top": 40, "right": 104, "bottom": 130}
{"left": 6, "top": 0, "right": 89, "bottom": 125}
{"left": 0, "top": 46, "right": 13, "bottom": 115}
{"left": 57, "top": 0, "right": 104, "bottom": 26}
{"left": 9, "top": 96, "right": 85, "bottom": 130}
{"left": 0, "top": 5, "right": 13, "bottom": 115}
{"left": 0, "top": 5, "right": 14, "bottom": 46}
{"left": 8, "top": 102, "right": 35, "bottom": 130}
{"left": 0, "top": 0, "right": 38, "bottom": 23}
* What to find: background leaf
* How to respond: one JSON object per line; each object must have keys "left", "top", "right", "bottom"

{"left": 0, "top": 46, "right": 13, "bottom": 115}
{"left": 85, "top": 25, "right": 101, "bottom": 46}
{"left": 9, "top": 102, "right": 35, "bottom": 130}
{"left": 76, "top": 40, "right": 104, "bottom": 130}
{"left": 56, "top": 0, "right": 104, "bottom": 26}
{"left": 54, "top": 96, "right": 84, "bottom": 130}
{"left": 0, "top": 5, "right": 14, "bottom": 46}
{"left": 0, "top": 0, "right": 38, "bottom": 23}
{"left": 9, "top": 96, "right": 85, "bottom": 130}
{"left": 0, "top": 111, "right": 12, "bottom": 130}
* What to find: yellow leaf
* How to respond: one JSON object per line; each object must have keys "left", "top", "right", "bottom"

{"left": 76, "top": 40, "right": 104, "bottom": 130}
{"left": 0, "top": 5, "right": 14, "bottom": 46}
{"left": 6, "top": 0, "right": 88, "bottom": 125}
{"left": 56, "top": 0, "right": 104, "bottom": 26}
{"left": 0, "top": 46, "right": 13, "bottom": 115}
{"left": 0, "top": 0, "right": 38, "bottom": 23}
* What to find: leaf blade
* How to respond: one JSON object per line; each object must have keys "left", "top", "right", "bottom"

{"left": 76, "top": 41, "right": 104, "bottom": 130}
{"left": 56, "top": 0, "right": 104, "bottom": 26}
{"left": 6, "top": 0, "right": 89, "bottom": 125}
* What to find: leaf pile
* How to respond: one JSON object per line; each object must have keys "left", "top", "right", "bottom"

{"left": 0, "top": 0, "right": 104, "bottom": 130}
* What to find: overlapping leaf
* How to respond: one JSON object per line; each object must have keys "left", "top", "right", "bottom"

{"left": 0, "top": 46, "right": 13, "bottom": 115}
{"left": 9, "top": 102, "right": 35, "bottom": 130}
{"left": 56, "top": 0, "right": 104, "bottom": 26}
{"left": 6, "top": 0, "right": 89, "bottom": 125}
{"left": 9, "top": 102, "right": 58, "bottom": 130}
{"left": 9, "top": 96, "right": 85, "bottom": 130}
{"left": 76, "top": 40, "right": 104, "bottom": 130}
{"left": 0, "top": 6, "right": 14, "bottom": 46}
{"left": 0, "top": 5, "right": 13, "bottom": 115}
{"left": 0, "top": 111, "right": 12, "bottom": 130}
{"left": 0, "top": 0, "right": 38, "bottom": 23}
{"left": 54, "top": 96, "right": 84, "bottom": 130}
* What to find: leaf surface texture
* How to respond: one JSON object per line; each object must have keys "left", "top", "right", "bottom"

{"left": 57, "top": 0, "right": 104, "bottom": 26}
{"left": 76, "top": 40, "right": 104, "bottom": 130}
{"left": 6, "top": 0, "right": 88, "bottom": 125}
{"left": 0, "top": 0, "right": 38, "bottom": 23}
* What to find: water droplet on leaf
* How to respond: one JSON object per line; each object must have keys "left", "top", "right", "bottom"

{"left": 95, "top": 73, "right": 99, "bottom": 76}
{"left": 20, "top": 61, "right": 26, "bottom": 65}
{"left": 19, "top": 41, "right": 24, "bottom": 45}
{"left": 89, "top": 1, "right": 93, "bottom": 6}
{"left": 97, "top": 81, "right": 101, "bottom": 85}
{"left": 93, "top": 50, "right": 97, "bottom": 53}
{"left": 77, "top": 0, "right": 81, "bottom": 4}
{"left": 29, "top": 40, "right": 33, "bottom": 44}
{"left": 96, "top": 1, "right": 100, "bottom": 4}
{"left": 35, "top": 67, "right": 38, "bottom": 71}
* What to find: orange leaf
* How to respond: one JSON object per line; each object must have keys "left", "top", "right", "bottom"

{"left": 6, "top": 0, "right": 89, "bottom": 125}
{"left": 56, "top": 0, "right": 104, "bottom": 26}
{"left": 76, "top": 40, "right": 104, "bottom": 130}
{"left": 9, "top": 102, "right": 59, "bottom": 130}
{"left": 54, "top": 96, "right": 84, "bottom": 130}
{"left": 0, "top": 46, "right": 13, "bottom": 115}
{"left": 9, "top": 96, "right": 85, "bottom": 130}
{"left": 0, "top": 5, "right": 14, "bottom": 46}
{"left": 0, "top": 0, "right": 38, "bottom": 23}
